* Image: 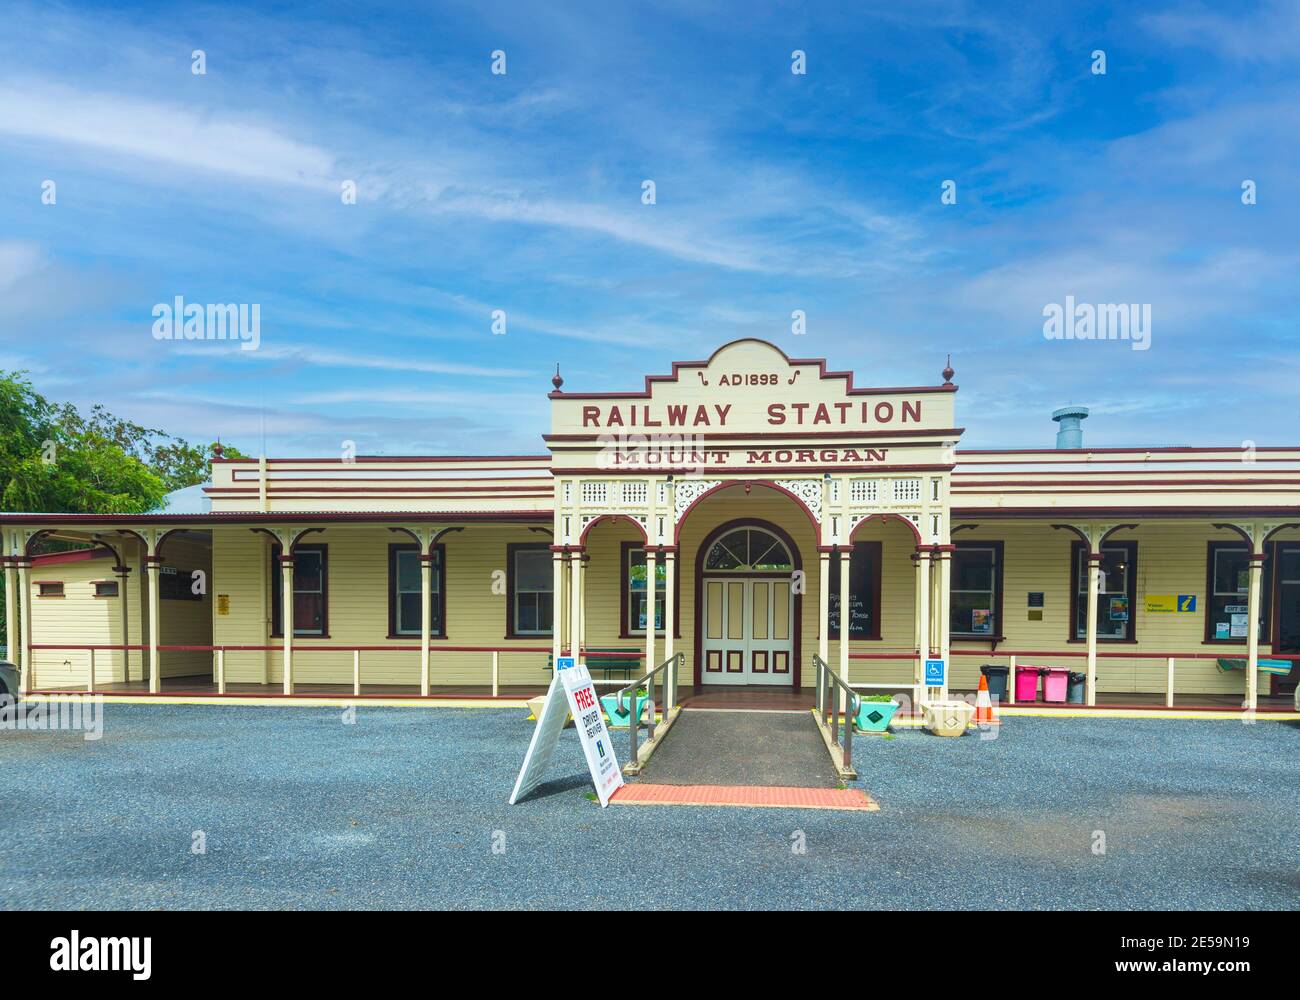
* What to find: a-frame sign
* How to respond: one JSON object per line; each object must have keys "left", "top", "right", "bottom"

{"left": 509, "top": 657, "right": 624, "bottom": 807}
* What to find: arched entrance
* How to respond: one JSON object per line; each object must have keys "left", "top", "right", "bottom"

{"left": 694, "top": 519, "right": 802, "bottom": 688}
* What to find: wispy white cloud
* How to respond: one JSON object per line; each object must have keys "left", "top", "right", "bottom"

{"left": 221, "top": 343, "right": 532, "bottom": 379}
{"left": 0, "top": 81, "right": 341, "bottom": 189}
{"left": 1142, "top": 1, "right": 1300, "bottom": 63}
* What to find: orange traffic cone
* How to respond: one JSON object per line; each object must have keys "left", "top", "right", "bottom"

{"left": 974, "top": 674, "right": 1000, "bottom": 726}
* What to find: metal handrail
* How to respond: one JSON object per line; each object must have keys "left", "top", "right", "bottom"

{"left": 813, "top": 654, "right": 862, "bottom": 771}
{"left": 613, "top": 651, "right": 684, "bottom": 765}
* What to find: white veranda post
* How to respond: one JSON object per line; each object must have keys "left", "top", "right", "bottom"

{"left": 838, "top": 542, "right": 851, "bottom": 711}
{"left": 1245, "top": 551, "right": 1265, "bottom": 711}
{"left": 3, "top": 532, "right": 17, "bottom": 684}
{"left": 146, "top": 551, "right": 162, "bottom": 695}
{"left": 569, "top": 549, "right": 583, "bottom": 660}
{"left": 1085, "top": 552, "right": 1101, "bottom": 707}
{"left": 644, "top": 547, "right": 657, "bottom": 681}
{"left": 17, "top": 556, "right": 32, "bottom": 694}
{"left": 916, "top": 546, "right": 931, "bottom": 697}
{"left": 937, "top": 546, "right": 952, "bottom": 701}
{"left": 818, "top": 548, "right": 830, "bottom": 669}
{"left": 280, "top": 550, "right": 295, "bottom": 695}
{"left": 663, "top": 549, "right": 675, "bottom": 705}
{"left": 419, "top": 550, "right": 432, "bottom": 696}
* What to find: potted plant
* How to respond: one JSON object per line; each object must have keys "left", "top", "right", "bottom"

{"left": 601, "top": 688, "right": 650, "bottom": 728}
{"left": 853, "top": 693, "right": 900, "bottom": 733}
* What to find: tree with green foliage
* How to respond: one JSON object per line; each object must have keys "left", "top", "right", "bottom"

{"left": 0, "top": 372, "right": 245, "bottom": 650}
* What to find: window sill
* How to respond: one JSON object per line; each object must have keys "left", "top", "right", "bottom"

{"left": 387, "top": 634, "right": 448, "bottom": 641}
{"left": 1065, "top": 637, "right": 1136, "bottom": 644}
{"left": 271, "top": 633, "right": 331, "bottom": 640}
{"left": 952, "top": 634, "right": 1005, "bottom": 642}
{"left": 619, "top": 631, "right": 683, "bottom": 640}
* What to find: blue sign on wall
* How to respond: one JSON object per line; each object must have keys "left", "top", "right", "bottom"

{"left": 556, "top": 656, "right": 575, "bottom": 671}
{"left": 924, "top": 659, "right": 946, "bottom": 686}
{"left": 1177, "top": 595, "right": 1197, "bottom": 612}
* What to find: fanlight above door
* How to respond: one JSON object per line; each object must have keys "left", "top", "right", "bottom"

{"left": 703, "top": 528, "right": 792, "bottom": 573}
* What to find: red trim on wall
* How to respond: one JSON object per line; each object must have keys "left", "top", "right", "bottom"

{"left": 547, "top": 337, "right": 956, "bottom": 400}
{"left": 505, "top": 542, "right": 553, "bottom": 640}
{"left": 213, "top": 455, "right": 551, "bottom": 464}
{"left": 674, "top": 480, "right": 820, "bottom": 544}
{"left": 270, "top": 543, "right": 329, "bottom": 638}
{"left": 1068, "top": 540, "right": 1138, "bottom": 643}
{"left": 952, "top": 506, "right": 1300, "bottom": 518}
{"left": 387, "top": 542, "right": 448, "bottom": 640}
{"left": 949, "top": 540, "right": 1005, "bottom": 641}
{"left": 545, "top": 428, "right": 965, "bottom": 442}
{"left": 579, "top": 513, "right": 648, "bottom": 546}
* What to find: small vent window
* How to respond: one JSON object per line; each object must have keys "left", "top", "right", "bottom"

{"left": 892, "top": 478, "right": 922, "bottom": 502}
{"left": 850, "top": 480, "right": 878, "bottom": 503}
{"left": 622, "top": 482, "right": 648, "bottom": 505}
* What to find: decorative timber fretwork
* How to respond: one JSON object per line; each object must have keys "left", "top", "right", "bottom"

{"left": 673, "top": 479, "right": 720, "bottom": 519}
{"left": 774, "top": 479, "right": 823, "bottom": 522}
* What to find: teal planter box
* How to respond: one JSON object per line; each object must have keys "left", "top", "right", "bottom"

{"left": 600, "top": 694, "right": 647, "bottom": 729}
{"left": 854, "top": 699, "right": 900, "bottom": 733}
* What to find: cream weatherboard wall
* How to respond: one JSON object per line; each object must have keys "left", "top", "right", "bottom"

{"left": 19, "top": 516, "right": 1297, "bottom": 697}
{"left": 26, "top": 534, "right": 212, "bottom": 687}
{"left": 942, "top": 523, "right": 1300, "bottom": 696}
{"left": 213, "top": 524, "right": 563, "bottom": 688}
{"left": 28, "top": 551, "right": 136, "bottom": 688}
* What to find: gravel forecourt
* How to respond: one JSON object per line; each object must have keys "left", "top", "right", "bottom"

{"left": 1, "top": 703, "right": 1296, "bottom": 910}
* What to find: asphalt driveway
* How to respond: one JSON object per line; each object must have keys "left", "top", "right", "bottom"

{"left": 0, "top": 703, "right": 1296, "bottom": 909}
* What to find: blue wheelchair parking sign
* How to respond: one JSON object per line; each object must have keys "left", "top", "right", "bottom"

{"left": 924, "top": 659, "right": 946, "bottom": 685}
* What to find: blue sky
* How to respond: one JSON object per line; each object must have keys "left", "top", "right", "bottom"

{"left": 1, "top": 0, "right": 1297, "bottom": 457}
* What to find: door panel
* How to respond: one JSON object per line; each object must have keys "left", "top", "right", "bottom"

{"left": 701, "top": 576, "right": 793, "bottom": 686}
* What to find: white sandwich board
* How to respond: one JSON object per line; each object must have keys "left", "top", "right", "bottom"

{"left": 509, "top": 656, "right": 624, "bottom": 807}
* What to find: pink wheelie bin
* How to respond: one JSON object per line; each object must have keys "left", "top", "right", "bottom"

{"left": 1014, "top": 665, "right": 1041, "bottom": 702}
{"left": 1041, "top": 667, "right": 1070, "bottom": 703}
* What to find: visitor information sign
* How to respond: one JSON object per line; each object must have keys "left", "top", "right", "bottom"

{"left": 509, "top": 656, "right": 624, "bottom": 807}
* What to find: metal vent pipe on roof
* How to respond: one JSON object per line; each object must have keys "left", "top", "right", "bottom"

{"left": 1052, "top": 405, "right": 1089, "bottom": 449}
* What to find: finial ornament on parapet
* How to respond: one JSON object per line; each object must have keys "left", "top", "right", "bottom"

{"left": 552, "top": 364, "right": 564, "bottom": 391}
{"left": 942, "top": 354, "right": 955, "bottom": 386}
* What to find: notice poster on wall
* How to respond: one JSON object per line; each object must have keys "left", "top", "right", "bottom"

{"left": 1109, "top": 596, "right": 1130, "bottom": 622}
{"left": 971, "top": 609, "right": 991, "bottom": 634}
{"left": 828, "top": 593, "right": 871, "bottom": 635}
{"left": 827, "top": 546, "right": 873, "bottom": 636}
{"left": 1230, "top": 613, "right": 1249, "bottom": 638}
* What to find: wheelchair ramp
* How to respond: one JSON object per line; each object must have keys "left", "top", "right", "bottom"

{"left": 634, "top": 709, "right": 840, "bottom": 788}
